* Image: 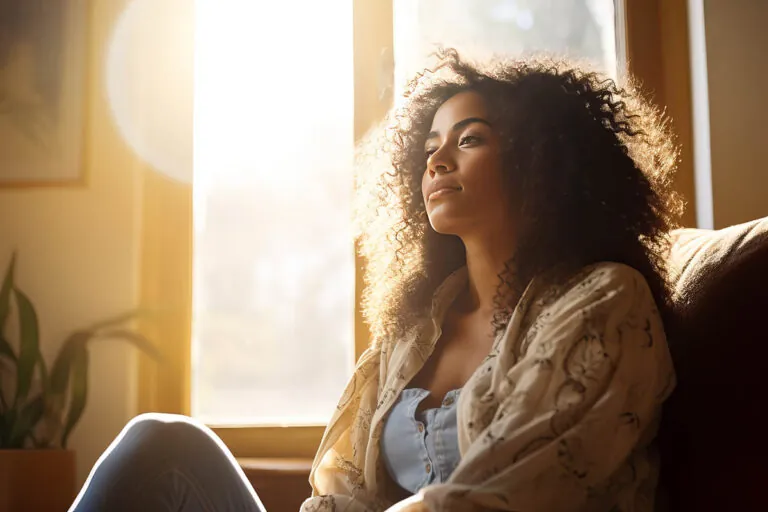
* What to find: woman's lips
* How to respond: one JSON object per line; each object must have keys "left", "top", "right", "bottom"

{"left": 428, "top": 187, "right": 461, "bottom": 202}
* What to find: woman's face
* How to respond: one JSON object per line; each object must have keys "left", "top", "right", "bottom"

{"left": 421, "top": 91, "right": 512, "bottom": 238}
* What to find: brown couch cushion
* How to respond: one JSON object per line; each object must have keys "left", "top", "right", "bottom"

{"left": 667, "top": 216, "right": 768, "bottom": 314}
{"left": 659, "top": 217, "right": 768, "bottom": 510}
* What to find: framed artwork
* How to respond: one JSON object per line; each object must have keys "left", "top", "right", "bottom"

{"left": 0, "top": 0, "right": 88, "bottom": 186}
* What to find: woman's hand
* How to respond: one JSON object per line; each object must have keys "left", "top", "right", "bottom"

{"left": 385, "top": 492, "right": 429, "bottom": 512}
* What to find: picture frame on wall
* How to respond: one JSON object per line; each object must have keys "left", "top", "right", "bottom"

{"left": 0, "top": 0, "right": 88, "bottom": 187}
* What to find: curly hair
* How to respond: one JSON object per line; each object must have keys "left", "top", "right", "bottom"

{"left": 355, "top": 49, "right": 683, "bottom": 344}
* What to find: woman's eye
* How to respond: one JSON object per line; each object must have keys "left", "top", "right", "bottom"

{"left": 459, "top": 135, "right": 481, "bottom": 146}
{"left": 425, "top": 148, "right": 437, "bottom": 158}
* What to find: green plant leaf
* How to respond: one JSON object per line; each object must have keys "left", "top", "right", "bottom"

{"left": 94, "top": 329, "right": 164, "bottom": 362}
{"left": 0, "top": 411, "right": 8, "bottom": 447}
{"left": 37, "top": 350, "right": 49, "bottom": 395}
{"left": 0, "top": 252, "right": 15, "bottom": 329}
{"left": 0, "top": 255, "right": 18, "bottom": 414}
{"left": 12, "top": 288, "right": 40, "bottom": 408}
{"left": 49, "top": 331, "right": 91, "bottom": 398}
{"left": 61, "top": 346, "right": 88, "bottom": 449}
{"left": 8, "top": 394, "right": 44, "bottom": 448}
{"left": 86, "top": 309, "right": 153, "bottom": 332}
{"left": 0, "top": 409, "right": 18, "bottom": 448}
{"left": 0, "top": 349, "right": 10, "bottom": 413}
{"left": 0, "top": 336, "right": 16, "bottom": 362}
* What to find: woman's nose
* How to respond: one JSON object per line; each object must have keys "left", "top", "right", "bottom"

{"left": 427, "top": 150, "right": 454, "bottom": 177}
{"left": 428, "top": 163, "right": 449, "bottom": 178}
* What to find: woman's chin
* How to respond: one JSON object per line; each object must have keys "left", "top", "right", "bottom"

{"left": 427, "top": 216, "right": 464, "bottom": 236}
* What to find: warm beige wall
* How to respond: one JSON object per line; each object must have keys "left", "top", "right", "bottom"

{"left": 0, "top": 0, "right": 143, "bottom": 485}
{"left": 704, "top": 0, "right": 768, "bottom": 228}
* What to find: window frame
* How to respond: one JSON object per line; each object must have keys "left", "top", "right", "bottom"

{"left": 623, "top": 0, "right": 696, "bottom": 227}
{"left": 138, "top": 0, "right": 696, "bottom": 460}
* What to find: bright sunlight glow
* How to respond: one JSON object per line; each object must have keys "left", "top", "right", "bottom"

{"left": 191, "top": 0, "right": 355, "bottom": 425}
{"left": 194, "top": 0, "right": 352, "bottom": 191}
{"left": 106, "top": 0, "right": 193, "bottom": 182}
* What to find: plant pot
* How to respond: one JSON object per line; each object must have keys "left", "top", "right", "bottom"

{"left": 0, "top": 449, "right": 76, "bottom": 512}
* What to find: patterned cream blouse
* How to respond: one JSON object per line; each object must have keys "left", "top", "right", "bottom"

{"left": 301, "top": 262, "right": 675, "bottom": 512}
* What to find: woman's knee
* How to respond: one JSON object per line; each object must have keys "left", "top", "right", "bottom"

{"left": 114, "top": 413, "right": 237, "bottom": 474}
{"left": 127, "top": 412, "right": 202, "bottom": 429}
{"left": 120, "top": 413, "right": 212, "bottom": 450}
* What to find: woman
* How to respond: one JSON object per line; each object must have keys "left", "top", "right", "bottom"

{"left": 71, "top": 50, "right": 681, "bottom": 512}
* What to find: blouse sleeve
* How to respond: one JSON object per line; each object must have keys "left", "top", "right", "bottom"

{"left": 412, "top": 264, "right": 676, "bottom": 512}
{"left": 301, "top": 346, "right": 387, "bottom": 512}
{"left": 300, "top": 451, "right": 374, "bottom": 512}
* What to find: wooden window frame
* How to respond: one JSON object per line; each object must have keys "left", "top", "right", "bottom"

{"left": 138, "top": 0, "right": 697, "bottom": 460}
{"left": 624, "top": 0, "right": 697, "bottom": 227}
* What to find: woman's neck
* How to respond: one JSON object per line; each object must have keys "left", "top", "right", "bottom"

{"left": 459, "top": 232, "right": 517, "bottom": 314}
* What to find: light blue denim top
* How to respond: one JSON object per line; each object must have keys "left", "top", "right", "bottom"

{"left": 380, "top": 387, "right": 462, "bottom": 494}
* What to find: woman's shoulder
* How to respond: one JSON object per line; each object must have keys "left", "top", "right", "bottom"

{"left": 532, "top": 262, "right": 655, "bottom": 317}
{"left": 567, "top": 261, "right": 649, "bottom": 292}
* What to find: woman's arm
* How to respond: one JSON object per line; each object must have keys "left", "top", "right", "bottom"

{"left": 301, "top": 346, "right": 388, "bottom": 512}
{"left": 406, "top": 264, "right": 675, "bottom": 511}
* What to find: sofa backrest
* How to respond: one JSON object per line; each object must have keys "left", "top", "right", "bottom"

{"left": 659, "top": 217, "right": 768, "bottom": 510}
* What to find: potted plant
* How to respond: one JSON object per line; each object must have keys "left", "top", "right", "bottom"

{"left": 0, "top": 253, "right": 162, "bottom": 512}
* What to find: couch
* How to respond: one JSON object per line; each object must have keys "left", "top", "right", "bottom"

{"left": 660, "top": 216, "right": 768, "bottom": 510}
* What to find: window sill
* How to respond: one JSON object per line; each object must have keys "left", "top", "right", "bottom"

{"left": 215, "top": 425, "right": 324, "bottom": 459}
{"left": 238, "top": 457, "right": 313, "bottom": 512}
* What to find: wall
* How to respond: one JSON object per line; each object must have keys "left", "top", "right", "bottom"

{"left": 0, "top": 0, "right": 143, "bottom": 485}
{"left": 704, "top": 0, "right": 768, "bottom": 228}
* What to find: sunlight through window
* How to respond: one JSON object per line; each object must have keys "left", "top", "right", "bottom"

{"left": 192, "top": 0, "right": 355, "bottom": 425}
{"left": 393, "top": 0, "right": 618, "bottom": 99}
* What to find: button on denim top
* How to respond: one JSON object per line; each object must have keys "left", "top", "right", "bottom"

{"left": 380, "top": 388, "right": 462, "bottom": 494}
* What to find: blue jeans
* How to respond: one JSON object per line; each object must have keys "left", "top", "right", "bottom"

{"left": 69, "top": 413, "right": 267, "bottom": 512}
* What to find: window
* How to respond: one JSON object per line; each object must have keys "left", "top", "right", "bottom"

{"left": 142, "top": 0, "right": 650, "bottom": 457}
{"left": 192, "top": 0, "right": 355, "bottom": 426}
{"left": 393, "top": 0, "right": 619, "bottom": 97}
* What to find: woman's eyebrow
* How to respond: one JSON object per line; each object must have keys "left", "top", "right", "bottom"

{"left": 426, "top": 117, "right": 492, "bottom": 140}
